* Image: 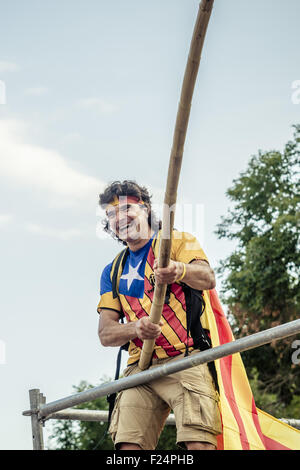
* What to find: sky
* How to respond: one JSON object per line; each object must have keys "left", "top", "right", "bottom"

{"left": 0, "top": 0, "right": 299, "bottom": 450}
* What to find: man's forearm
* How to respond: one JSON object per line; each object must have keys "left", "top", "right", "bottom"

{"left": 99, "top": 314, "right": 163, "bottom": 347}
{"left": 99, "top": 319, "right": 137, "bottom": 347}
{"left": 182, "top": 262, "right": 216, "bottom": 290}
{"left": 154, "top": 259, "right": 216, "bottom": 290}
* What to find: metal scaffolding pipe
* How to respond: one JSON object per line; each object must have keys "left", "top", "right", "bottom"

{"left": 35, "top": 319, "right": 300, "bottom": 419}
{"left": 45, "top": 408, "right": 177, "bottom": 425}
{"left": 45, "top": 409, "right": 300, "bottom": 431}
{"left": 280, "top": 419, "right": 300, "bottom": 430}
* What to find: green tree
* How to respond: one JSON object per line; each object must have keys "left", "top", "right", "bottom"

{"left": 47, "top": 380, "right": 114, "bottom": 450}
{"left": 47, "top": 379, "right": 177, "bottom": 450}
{"left": 215, "top": 125, "right": 300, "bottom": 415}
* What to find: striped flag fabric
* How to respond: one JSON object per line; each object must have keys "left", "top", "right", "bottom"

{"left": 203, "top": 288, "right": 300, "bottom": 450}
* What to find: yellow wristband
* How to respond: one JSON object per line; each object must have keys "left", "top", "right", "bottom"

{"left": 176, "top": 262, "right": 186, "bottom": 283}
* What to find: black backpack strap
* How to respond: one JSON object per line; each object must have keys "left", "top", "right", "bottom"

{"left": 106, "top": 317, "right": 128, "bottom": 425}
{"left": 111, "top": 248, "right": 129, "bottom": 299}
{"left": 182, "top": 285, "right": 210, "bottom": 353}
{"left": 98, "top": 336, "right": 125, "bottom": 447}
{"left": 107, "top": 347, "right": 123, "bottom": 424}
{"left": 106, "top": 251, "right": 130, "bottom": 429}
{"left": 182, "top": 285, "right": 219, "bottom": 392}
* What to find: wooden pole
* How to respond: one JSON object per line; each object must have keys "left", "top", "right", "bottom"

{"left": 138, "top": 0, "right": 215, "bottom": 370}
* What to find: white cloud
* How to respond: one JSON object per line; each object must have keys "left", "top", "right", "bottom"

{"left": 0, "top": 213, "right": 14, "bottom": 227}
{"left": 0, "top": 61, "right": 19, "bottom": 73}
{"left": 62, "top": 132, "right": 82, "bottom": 143}
{"left": 77, "top": 97, "right": 118, "bottom": 114}
{"left": 0, "top": 211, "right": 89, "bottom": 241}
{"left": 25, "top": 223, "right": 83, "bottom": 240}
{"left": 0, "top": 119, "right": 105, "bottom": 208}
{"left": 25, "top": 87, "right": 48, "bottom": 96}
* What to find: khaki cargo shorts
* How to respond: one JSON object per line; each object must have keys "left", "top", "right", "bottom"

{"left": 109, "top": 352, "right": 222, "bottom": 450}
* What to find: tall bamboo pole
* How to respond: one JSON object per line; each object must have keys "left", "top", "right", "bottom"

{"left": 138, "top": 0, "right": 215, "bottom": 370}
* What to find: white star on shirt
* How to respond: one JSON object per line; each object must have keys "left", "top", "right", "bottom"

{"left": 120, "top": 260, "right": 144, "bottom": 290}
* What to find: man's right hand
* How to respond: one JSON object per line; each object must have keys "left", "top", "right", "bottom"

{"left": 135, "top": 317, "right": 163, "bottom": 340}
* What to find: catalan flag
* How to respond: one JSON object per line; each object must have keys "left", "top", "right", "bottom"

{"left": 202, "top": 288, "right": 300, "bottom": 450}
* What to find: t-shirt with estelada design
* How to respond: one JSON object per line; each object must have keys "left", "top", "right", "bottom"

{"left": 98, "top": 231, "right": 209, "bottom": 366}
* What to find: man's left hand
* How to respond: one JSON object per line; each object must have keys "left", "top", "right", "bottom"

{"left": 153, "top": 259, "right": 184, "bottom": 285}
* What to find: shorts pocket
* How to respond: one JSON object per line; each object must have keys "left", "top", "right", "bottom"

{"left": 181, "top": 380, "right": 222, "bottom": 435}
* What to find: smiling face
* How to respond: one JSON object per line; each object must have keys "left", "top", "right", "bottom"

{"left": 106, "top": 196, "right": 151, "bottom": 245}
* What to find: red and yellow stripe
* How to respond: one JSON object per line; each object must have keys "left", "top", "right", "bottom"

{"left": 203, "top": 289, "right": 300, "bottom": 450}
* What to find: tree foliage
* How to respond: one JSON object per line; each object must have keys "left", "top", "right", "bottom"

{"left": 216, "top": 125, "right": 300, "bottom": 413}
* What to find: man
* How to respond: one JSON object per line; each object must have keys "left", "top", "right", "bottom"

{"left": 97, "top": 180, "right": 221, "bottom": 450}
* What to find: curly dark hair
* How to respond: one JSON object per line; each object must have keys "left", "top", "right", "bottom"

{"left": 99, "top": 180, "right": 161, "bottom": 245}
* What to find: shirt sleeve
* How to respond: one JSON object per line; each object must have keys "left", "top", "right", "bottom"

{"left": 172, "top": 231, "right": 209, "bottom": 265}
{"left": 97, "top": 262, "right": 123, "bottom": 316}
